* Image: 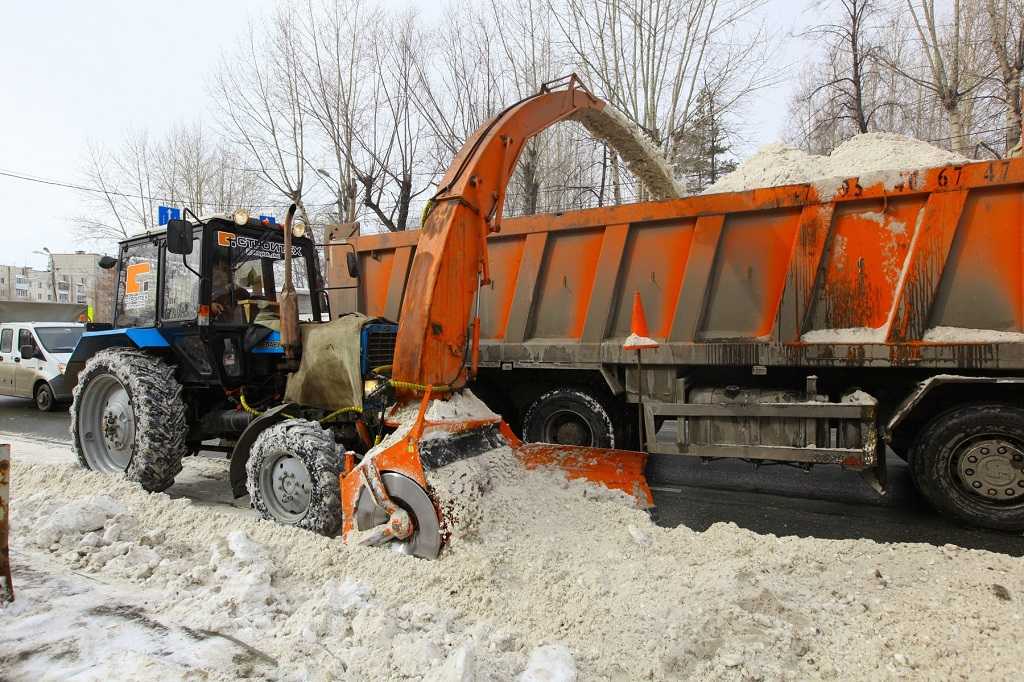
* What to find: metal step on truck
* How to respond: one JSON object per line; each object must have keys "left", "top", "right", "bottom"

{"left": 328, "top": 154, "right": 1024, "bottom": 532}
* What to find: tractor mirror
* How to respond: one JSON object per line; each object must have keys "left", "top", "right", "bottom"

{"left": 346, "top": 251, "right": 360, "bottom": 278}
{"left": 166, "top": 219, "right": 193, "bottom": 255}
{"left": 98, "top": 255, "right": 118, "bottom": 269}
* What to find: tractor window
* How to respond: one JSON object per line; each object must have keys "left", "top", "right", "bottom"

{"left": 211, "top": 228, "right": 311, "bottom": 325}
{"left": 163, "top": 235, "right": 202, "bottom": 320}
{"left": 114, "top": 240, "right": 158, "bottom": 328}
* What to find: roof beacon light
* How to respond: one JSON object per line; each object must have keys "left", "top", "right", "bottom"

{"left": 232, "top": 208, "right": 250, "bottom": 226}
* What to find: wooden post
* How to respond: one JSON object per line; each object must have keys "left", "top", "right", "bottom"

{"left": 0, "top": 443, "right": 12, "bottom": 603}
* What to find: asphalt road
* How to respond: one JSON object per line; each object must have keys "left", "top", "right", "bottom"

{"left": 3, "top": 395, "right": 1022, "bottom": 557}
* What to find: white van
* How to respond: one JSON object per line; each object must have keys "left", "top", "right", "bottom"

{"left": 0, "top": 322, "right": 84, "bottom": 411}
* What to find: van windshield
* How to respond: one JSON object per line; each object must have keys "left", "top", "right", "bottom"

{"left": 35, "top": 326, "right": 83, "bottom": 353}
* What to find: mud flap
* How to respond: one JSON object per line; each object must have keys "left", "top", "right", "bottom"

{"left": 859, "top": 444, "right": 888, "bottom": 496}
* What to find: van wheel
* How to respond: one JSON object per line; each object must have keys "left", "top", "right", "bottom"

{"left": 910, "top": 403, "right": 1024, "bottom": 531}
{"left": 523, "top": 388, "right": 617, "bottom": 448}
{"left": 72, "top": 348, "right": 188, "bottom": 492}
{"left": 34, "top": 383, "right": 55, "bottom": 412}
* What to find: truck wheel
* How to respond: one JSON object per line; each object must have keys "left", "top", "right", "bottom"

{"left": 910, "top": 404, "right": 1024, "bottom": 531}
{"left": 72, "top": 348, "right": 188, "bottom": 493}
{"left": 34, "top": 382, "right": 55, "bottom": 412}
{"left": 523, "top": 388, "right": 617, "bottom": 448}
{"left": 246, "top": 419, "right": 342, "bottom": 535}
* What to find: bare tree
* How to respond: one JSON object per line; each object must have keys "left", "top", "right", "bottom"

{"left": 351, "top": 11, "right": 433, "bottom": 231}
{"left": 213, "top": 6, "right": 311, "bottom": 226}
{"left": 885, "top": 0, "right": 990, "bottom": 155}
{"left": 983, "top": 0, "right": 1024, "bottom": 152}
{"left": 73, "top": 131, "right": 159, "bottom": 243}
{"left": 73, "top": 125, "right": 266, "bottom": 247}
{"left": 297, "top": 0, "right": 373, "bottom": 223}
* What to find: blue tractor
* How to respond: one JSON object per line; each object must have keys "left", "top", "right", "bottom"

{"left": 66, "top": 209, "right": 396, "bottom": 535}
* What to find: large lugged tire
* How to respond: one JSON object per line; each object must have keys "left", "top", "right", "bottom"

{"left": 246, "top": 419, "right": 342, "bottom": 536}
{"left": 910, "top": 403, "right": 1024, "bottom": 531}
{"left": 523, "top": 388, "right": 617, "bottom": 448}
{"left": 71, "top": 348, "right": 188, "bottom": 493}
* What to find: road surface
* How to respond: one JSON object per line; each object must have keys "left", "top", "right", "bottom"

{"left": 2, "top": 395, "right": 1021, "bottom": 556}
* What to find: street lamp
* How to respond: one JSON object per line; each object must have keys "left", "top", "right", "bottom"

{"left": 32, "top": 248, "right": 56, "bottom": 303}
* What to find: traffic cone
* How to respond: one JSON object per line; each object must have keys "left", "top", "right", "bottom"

{"left": 623, "top": 291, "right": 659, "bottom": 350}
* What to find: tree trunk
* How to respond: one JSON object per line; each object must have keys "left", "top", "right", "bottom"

{"left": 947, "top": 105, "right": 969, "bottom": 156}
{"left": 1007, "top": 81, "right": 1023, "bottom": 153}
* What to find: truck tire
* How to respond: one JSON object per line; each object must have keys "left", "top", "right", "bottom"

{"left": 246, "top": 419, "right": 342, "bottom": 536}
{"left": 523, "top": 388, "right": 617, "bottom": 448}
{"left": 34, "top": 382, "right": 55, "bottom": 412}
{"left": 72, "top": 348, "right": 188, "bottom": 493}
{"left": 909, "top": 403, "right": 1024, "bottom": 531}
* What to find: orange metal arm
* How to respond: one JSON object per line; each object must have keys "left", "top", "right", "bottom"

{"left": 392, "top": 76, "right": 604, "bottom": 395}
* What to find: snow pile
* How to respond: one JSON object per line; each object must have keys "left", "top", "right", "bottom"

{"left": 4, "top": 444, "right": 1024, "bottom": 679}
{"left": 706, "top": 133, "right": 970, "bottom": 197}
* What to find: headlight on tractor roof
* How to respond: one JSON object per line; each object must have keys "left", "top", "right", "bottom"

{"left": 363, "top": 379, "right": 380, "bottom": 395}
{"left": 291, "top": 221, "right": 306, "bottom": 238}
{"left": 233, "top": 208, "right": 250, "bottom": 226}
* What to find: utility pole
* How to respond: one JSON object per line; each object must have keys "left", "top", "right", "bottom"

{"left": 33, "top": 248, "right": 57, "bottom": 302}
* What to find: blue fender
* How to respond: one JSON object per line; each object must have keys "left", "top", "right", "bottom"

{"left": 65, "top": 327, "right": 171, "bottom": 388}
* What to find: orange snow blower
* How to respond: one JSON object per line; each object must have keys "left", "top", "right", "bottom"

{"left": 337, "top": 76, "right": 656, "bottom": 558}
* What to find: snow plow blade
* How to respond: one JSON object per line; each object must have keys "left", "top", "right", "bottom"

{"left": 339, "top": 398, "right": 653, "bottom": 559}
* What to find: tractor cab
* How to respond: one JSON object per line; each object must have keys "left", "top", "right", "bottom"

{"left": 73, "top": 211, "right": 327, "bottom": 389}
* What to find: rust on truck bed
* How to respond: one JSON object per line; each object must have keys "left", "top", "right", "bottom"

{"left": 328, "top": 157, "right": 1024, "bottom": 371}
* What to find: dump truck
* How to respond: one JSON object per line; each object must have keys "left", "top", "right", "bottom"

{"left": 328, "top": 152, "right": 1024, "bottom": 531}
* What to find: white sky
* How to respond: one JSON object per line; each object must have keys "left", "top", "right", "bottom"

{"left": 0, "top": 0, "right": 810, "bottom": 270}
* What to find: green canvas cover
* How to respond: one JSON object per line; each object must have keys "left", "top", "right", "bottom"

{"left": 284, "top": 313, "right": 368, "bottom": 411}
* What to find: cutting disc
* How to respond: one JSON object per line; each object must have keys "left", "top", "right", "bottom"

{"left": 354, "top": 472, "right": 442, "bottom": 559}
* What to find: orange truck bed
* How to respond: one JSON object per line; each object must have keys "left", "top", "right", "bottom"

{"left": 327, "top": 156, "right": 1024, "bottom": 530}
{"left": 329, "top": 157, "right": 1024, "bottom": 367}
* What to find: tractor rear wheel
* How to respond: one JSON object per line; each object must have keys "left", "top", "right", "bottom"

{"left": 246, "top": 419, "right": 343, "bottom": 536}
{"left": 72, "top": 348, "right": 188, "bottom": 493}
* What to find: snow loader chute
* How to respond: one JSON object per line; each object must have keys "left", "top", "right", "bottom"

{"left": 337, "top": 76, "right": 657, "bottom": 557}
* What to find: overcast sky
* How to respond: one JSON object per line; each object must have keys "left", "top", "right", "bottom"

{"left": 0, "top": 0, "right": 809, "bottom": 270}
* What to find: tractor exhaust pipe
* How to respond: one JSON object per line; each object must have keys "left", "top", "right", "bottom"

{"left": 279, "top": 203, "right": 301, "bottom": 369}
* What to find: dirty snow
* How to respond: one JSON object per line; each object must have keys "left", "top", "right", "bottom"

{"left": 922, "top": 326, "right": 1024, "bottom": 343}
{"left": 842, "top": 390, "right": 878, "bottom": 405}
{"left": 623, "top": 332, "right": 659, "bottom": 350}
{"left": 3, "top": 433, "right": 1024, "bottom": 680}
{"left": 801, "top": 326, "right": 887, "bottom": 343}
{"left": 706, "top": 133, "right": 971, "bottom": 198}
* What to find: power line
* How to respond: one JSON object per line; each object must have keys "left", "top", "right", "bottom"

{"left": 0, "top": 167, "right": 337, "bottom": 210}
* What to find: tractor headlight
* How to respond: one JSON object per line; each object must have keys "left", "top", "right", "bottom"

{"left": 232, "top": 208, "right": 250, "bottom": 226}
{"left": 291, "top": 221, "right": 307, "bottom": 239}
{"left": 363, "top": 378, "right": 380, "bottom": 396}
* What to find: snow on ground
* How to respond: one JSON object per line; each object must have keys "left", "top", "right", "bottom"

{"left": 2, "top": 433, "right": 1023, "bottom": 680}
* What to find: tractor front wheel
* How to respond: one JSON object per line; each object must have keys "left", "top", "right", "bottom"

{"left": 246, "top": 419, "right": 343, "bottom": 536}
